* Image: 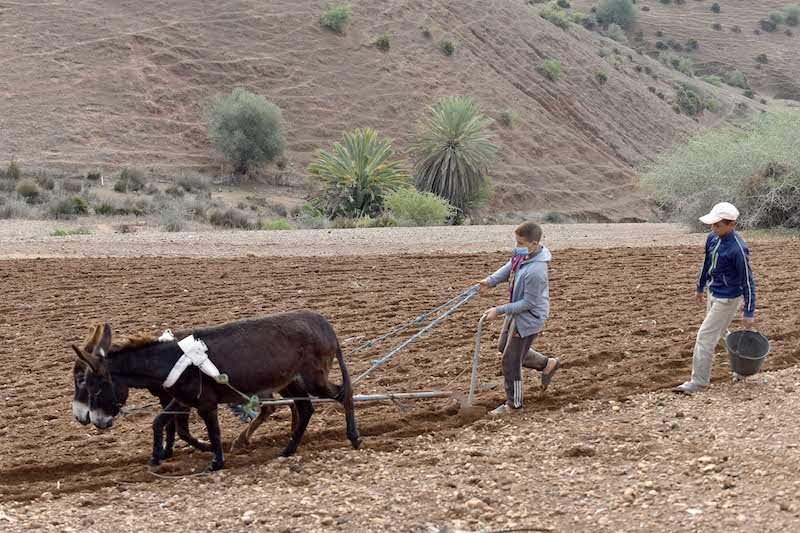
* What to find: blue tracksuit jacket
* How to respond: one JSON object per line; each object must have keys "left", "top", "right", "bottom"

{"left": 696, "top": 231, "right": 757, "bottom": 317}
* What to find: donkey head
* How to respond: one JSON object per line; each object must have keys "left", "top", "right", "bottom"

{"left": 71, "top": 323, "right": 129, "bottom": 429}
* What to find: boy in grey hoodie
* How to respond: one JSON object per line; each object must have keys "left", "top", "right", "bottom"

{"left": 477, "top": 222, "right": 561, "bottom": 416}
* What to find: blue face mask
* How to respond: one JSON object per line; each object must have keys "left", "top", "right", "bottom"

{"left": 513, "top": 246, "right": 529, "bottom": 257}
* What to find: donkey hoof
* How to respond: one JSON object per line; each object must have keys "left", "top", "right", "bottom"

{"left": 206, "top": 460, "right": 225, "bottom": 472}
{"left": 351, "top": 437, "right": 363, "bottom": 450}
{"left": 147, "top": 459, "right": 162, "bottom": 472}
{"left": 160, "top": 449, "right": 174, "bottom": 460}
{"left": 230, "top": 437, "right": 250, "bottom": 454}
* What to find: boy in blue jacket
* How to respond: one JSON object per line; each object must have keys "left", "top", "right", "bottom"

{"left": 477, "top": 222, "right": 561, "bottom": 416}
{"left": 675, "top": 202, "right": 757, "bottom": 395}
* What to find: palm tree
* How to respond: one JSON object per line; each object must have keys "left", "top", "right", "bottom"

{"left": 308, "top": 128, "right": 410, "bottom": 219}
{"left": 411, "top": 96, "right": 497, "bottom": 214}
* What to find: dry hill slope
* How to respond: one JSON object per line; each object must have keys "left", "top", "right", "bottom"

{"left": 573, "top": 0, "right": 800, "bottom": 101}
{"left": 0, "top": 0, "right": 760, "bottom": 219}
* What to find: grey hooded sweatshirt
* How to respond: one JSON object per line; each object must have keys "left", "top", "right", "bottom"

{"left": 485, "top": 245, "right": 552, "bottom": 337}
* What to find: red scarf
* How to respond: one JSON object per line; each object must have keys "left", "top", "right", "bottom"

{"left": 508, "top": 253, "right": 529, "bottom": 302}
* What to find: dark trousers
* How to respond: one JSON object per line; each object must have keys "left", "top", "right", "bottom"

{"left": 498, "top": 317, "right": 549, "bottom": 408}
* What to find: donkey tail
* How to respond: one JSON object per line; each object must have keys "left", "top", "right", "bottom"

{"left": 334, "top": 344, "right": 354, "bottom": 403}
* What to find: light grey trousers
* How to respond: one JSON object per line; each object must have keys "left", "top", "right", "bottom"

{"left": 690, "top": 294, "right": 742, "bottom": 386}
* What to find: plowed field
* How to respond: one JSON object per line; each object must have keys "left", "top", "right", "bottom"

{"left": 1, "top": 242, "right": 798, "bottom": 502}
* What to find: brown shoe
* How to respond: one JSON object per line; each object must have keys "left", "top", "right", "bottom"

{"left": 541, "top": 358, "right": 561, "bottom": 391}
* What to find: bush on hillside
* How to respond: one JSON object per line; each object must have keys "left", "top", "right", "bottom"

{"left": 48, "top": 196, "right": 88, "bottom": 219}
{"left": 641, "top": 110, "right": 800, "bottom": 229}
{"left": 176, "top": 174, "right": 211, "bottom": 193}
{"left": 538, "top": 59, "right": 562, "bottom": 81}
{"left": 207, "top": 207, "right": 256, "bottom": 229}
{"left": 723, "top": 70, "right": 747, "bottom": 88}
{"left": 114, "top": 167, "right": 146, "bottom": 193}
{"left": 711, "top": 3, "right": 720, "bottom": 13}
{"left": 498, "top": 110, "right": 519, "bottom": 128}
{"left": 712, "top": 23, "right": 722, "bottom": 31}
{"left": 540, "top": 4, "right": 571, "bottom": 29}
{"left": 596, "top": 0, "right": 637, "bottom": 29}
{"left": 785, "top": 5, "right": 800, "bottom": 26}
{"left": 596, "top": 70, "right": 609, "bottom": 84}
{"left": 676, "top": 83, "right": 706, "bottom": 116}
{"left": 605, "top": 23, "right": 627, "bottom": 42}
{"left": 374, "top": 34, "right": 390, "bottom": 51}
{"left": 702, "top": 75, "right": 723, "bottom": 87}
{"left": 770, "top": 11, "right": 787, "bottom": 25}
{"left": 756, "top": 53, "right": 769, "bottom": 64}
{"left": 440, "top": 39, "right": 456, "bottom": 56}
{"left": 383, "top": 188, "right": 455, "bottom": 227}
{"left": 760, "top": 18, "right": 778, "bottom": 32}
{"left": 320, "top": 5, "right": 352, "bottom": 33}
{"left": 556, "top": 0, "right": 571, "bottom": 8}
{"left": 4, "top": 159, "right": 21, "bottom": 181}
{"left": 15, "top": 180, "right": 40, "bottom": 203}
{"left": 686, "top": 38, "right": 699, "bottom": 51}
{"left": 658, "top": 51, "right": 694, "bottom": 76}
{"left": 208, "top": 88, "right": 286, "bottom": 175}
{"left": 63, "top": 179, "right": 83, "bottom": 193}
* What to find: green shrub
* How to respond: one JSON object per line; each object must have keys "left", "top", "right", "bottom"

{"left": 605, "top": 23, "right": 627, "bottom": 42}
{"left": 176, "top": 174, "right": 211, "bottom": 192}
{"left": 571, "top": 11, "right": 596, "bottom": 29}
{"left": 293, "top": 206, "right": 329, "bottom": 229}
{"left": 712, "top": 23, "right": 722, "bottom": 31}
{"left": 756, "top": 53, "right": 769, "bottom": 64}
{"left": 538, "top": 59, "right": 562, "bottom": 81}
{"left": 4, "top": 159, "right": 21, "bottom": 181}
{"left": 36, "top": 174, "right": 55, "bottom": 191}
{"left": 0, "top": 198, "right": 35, "bottom": 219}
{"left": 658, "top": 51, "right": 694, "bottom": 76}
{"left": 706, "top": 99, "right": 719, "bottom": 112}
{"left": 702, "top": 75, "right": 723, "bottom": 87}
{"left": 208, "top": 87, "right": 286, "bottom": 175}
{"left": 262, "top": 218, "right": 293, "bottom": 230}
{"left": 160, "top": 209, "right": 185, "bottom": 232}
{"left": 676, "top": 83, "right": 706, "bottom": 116}
{"left": 498, "top": 110, "right": 519, "bottom": 128}
{"left": 114, "top": 168, "right": 146, "bottom": 193}
{"left": 557, "top": 0, "right": 571, "bottom": 7}
{"left": 48, "top": 196, "right": 88, "bottom": 219}
{"left": 596, "top": 0, "right": 638, "bottom": 29}
{"left": 122, "top": 197, "right": 157, "bottom": 216}
{"left": 15, "top": 180, "right": 40, "bottom": 202}
{"left": 770, "top": 11, "right": 787, "bottom": 25}
{"left": 642, "top": 110, "right": 800, "bottom": 228}
{"left": 711, "top": 3, "right": 720, "bottom": 13}
{"left": 760, "top": 18, "right": 778, "bottom": 32}
{"left": 86, "top": 171, "right": 102, "bottom": 182}
{"left": 686, "top": 38, "right": 699, "bottom": 51}
{"left": 383, "top": 188, "right": 455, "bottom": 226}
{"left": 540, "top": 4, "right": 571, "bottom": 29}
{"left": 596, "top": 70, "right": 609, "bottom": 84}
{"left": 308, "top": 128, "right": 410, "bottom": 219}
{"left": 375, "top": 34, "right": 390, "bottom": 51}
{"left": 440, "top": 39, "right": 456, "bottom": 56}
{"left": 331, "top": 217, "right": 358, "bottom": 229}
{"left": 94, "top": 199, "right": 130, "bottom": 215}
{"left": 165, "top": 185, "right": 185, "bottom": 198}
{"left": 760, "top": 98, "right": 768, "bottom": 105}
{"left": 598, "top": 47, "right": 611, "bottom": 57}
{"left": 421, "top": 27, "right": 432, "bottom": 39}
{"left": 412, "top": 96, "right": 497, "bottom": 214}
{"left": 208, "top": 207, "right": 256, "bottom": 229}
{"left": 320, "top": 5, "right": 352, "bottom": 33}
{"left": 723, "top": 70, "right": 746, "bottom": 88}
{"left": 51, "top": 228, "right": 92, "bottom": 237}
{"left": 744, "top": 89, "right": 755, "bottom": 99}
{"left": 785, "top": 5, "right": 800, "bottom": 26}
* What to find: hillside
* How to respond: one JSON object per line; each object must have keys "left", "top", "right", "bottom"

{"left": 0, "top": 0, "right": 764, "bottom": 220}
{"left": 572, "top": 0, "right": 800, "bottom": 101}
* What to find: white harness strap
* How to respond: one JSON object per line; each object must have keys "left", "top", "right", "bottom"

{"left": 162, "top": 334, "right": 221, "bottom": 388}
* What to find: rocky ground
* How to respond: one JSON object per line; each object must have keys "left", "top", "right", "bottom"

{"left": 3, "top": 368, "right": 800, "bottom": 532}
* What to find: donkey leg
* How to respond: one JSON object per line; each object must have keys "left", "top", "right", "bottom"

{"left": 198, "top": 407, "right": 225, "bottom": 471}
{"left": 157, "top": 396, "right": 177, "bottom": 460}
{"left": 149, "top": 401, "right": 180, "bottom": 467}
{"left": 231, "top": 405, "right": 276, "bottom": 452}
{"left": 305, "top": 377, "right": 362, "bottom": 450}
{"left": 174, "top": 410, "right": 212, "bottom": 452}
{"left": 278, "top": 384, "right": 314, "bottom": 458}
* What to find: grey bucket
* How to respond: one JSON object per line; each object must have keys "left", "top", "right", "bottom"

{"left": 726, "top": 330, "right": 770, "bottom": 376}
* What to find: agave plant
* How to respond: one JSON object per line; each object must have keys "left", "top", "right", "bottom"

{"left": 411, "top": 96, "right": 497, "bottom": 214}
{"left": 308, "top": 128, "right": 410, "bottom": 219}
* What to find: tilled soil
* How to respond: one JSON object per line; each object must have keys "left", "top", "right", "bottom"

{"left": 1, "top": 240, "right": 798, "bottom": 518}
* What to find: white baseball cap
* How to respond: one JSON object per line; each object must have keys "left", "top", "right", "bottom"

{"left": 699, "top": 202, "right": 740, "bottom": 225}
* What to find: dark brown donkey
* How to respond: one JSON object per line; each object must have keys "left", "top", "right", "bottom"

{"left": 71, "top": 311, "right": 362, "bottom": 471}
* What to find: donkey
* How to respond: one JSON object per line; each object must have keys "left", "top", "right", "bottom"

{"left": 71, "top": 310, "right": 362, "bottom": 471}
{"left": 72, "top": 326, "right": 211, "bottom": 456}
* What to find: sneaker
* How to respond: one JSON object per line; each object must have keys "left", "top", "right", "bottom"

{"left": 673, "top": 381, "right": 708, "bottom": 395}
{"left": 541, "top": 358, "right": 561, "bottom": 391}
{"left": 489, "top": 403, "right": 514, "bottom": 417}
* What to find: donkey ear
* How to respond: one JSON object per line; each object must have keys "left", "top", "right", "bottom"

{"left": 73, "top": 344, "right": 101, "bottom": 373}
{"left": 94, "top": 323, "right": 113, "bottom": 357}
{"left": 83, "top": 324, "right": 103, "bottom": 353}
